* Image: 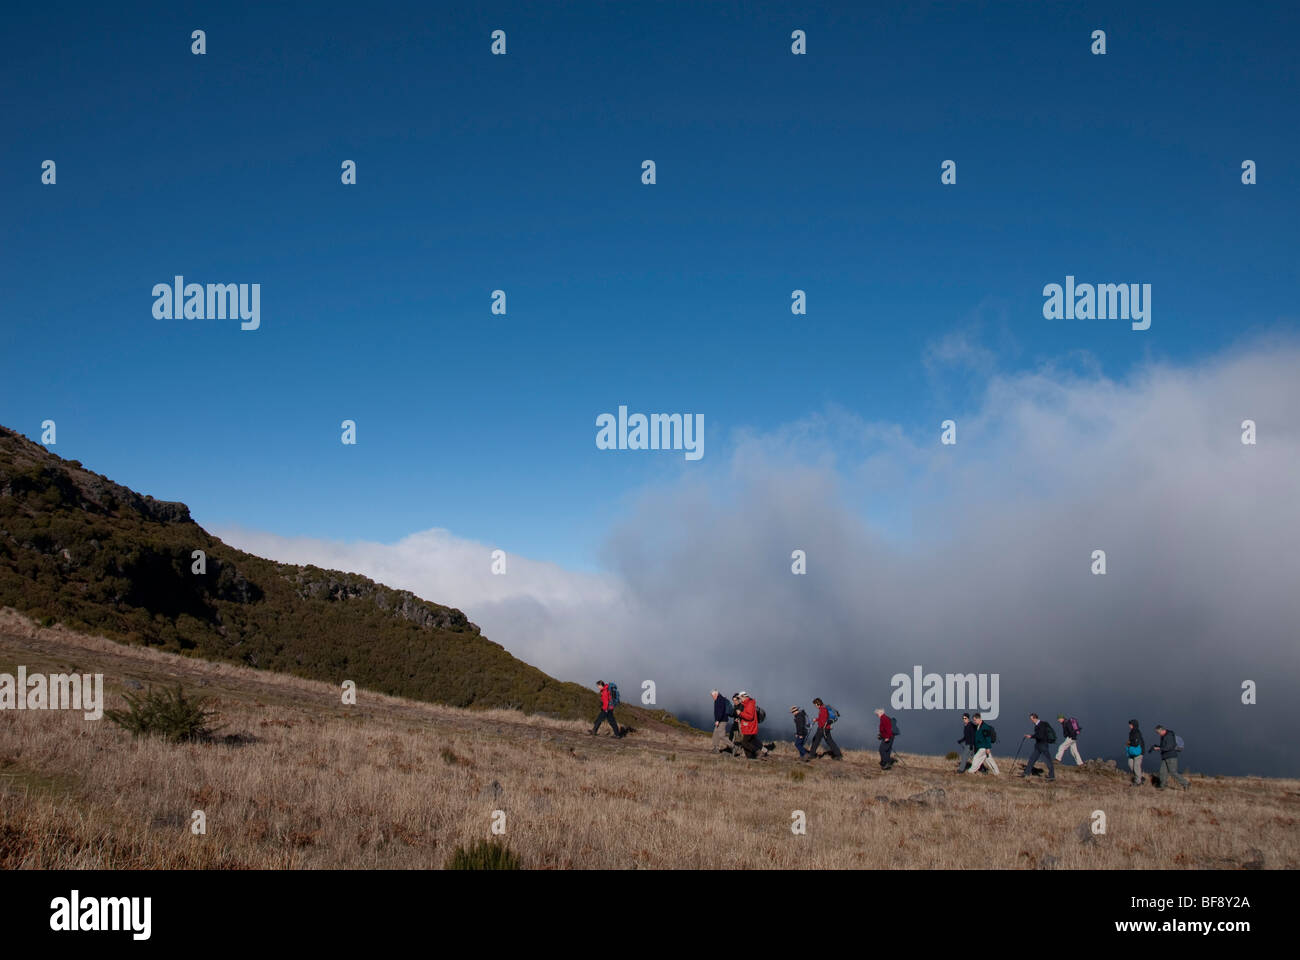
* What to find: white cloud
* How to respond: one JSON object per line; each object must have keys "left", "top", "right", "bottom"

{"left": 217, "top": 338, "right": 1300, "bottom": 775}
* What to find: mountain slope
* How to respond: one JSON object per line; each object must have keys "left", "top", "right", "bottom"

{"left": 0, "top": 425, "right": 653, "bottom": 722}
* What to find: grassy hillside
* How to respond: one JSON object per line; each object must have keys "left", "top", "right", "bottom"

{"left": 2, "top": 610, "right": 1295, "bottom": 870}
{"left": 0, "top": 425, "right": 676, "bottom": 725}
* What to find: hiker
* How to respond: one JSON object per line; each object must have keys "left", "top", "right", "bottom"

{"left": 1020, "top": 713, "right": 1056, "bottom": 781}
{"left": 803, "top": 697, "right": 842, "bottom": 761}
{"left": 590, "top": 681, "right": 623, "bottom": 738}
{"left": 710, "top": 690, "right": 732, "bottom": 753}
{"left": 957, "top": 713, "right": 977, "bottom": 771}
{"left": 875, "top": 708, "right": 895, "bottom": 769}
{"left": 1148, "top": 724, "right": 1190, "bottom": 790}
{"left": 733, "top": 692, "right": 769, "bottom": 759}
{"left": 727, "top": 693, "right": 742, "bottom": 743}
{"left": 1054, "top": 714, "right": 1084, "bottom": 766}
{"left": 791, "top": 705, "right": 809, "bottom": 758}
{"left": 966, "top": 713, "right": 1000, "bottom": 774}
{"left": 1126, "top": 719, "right": 1146, "bottom": 786}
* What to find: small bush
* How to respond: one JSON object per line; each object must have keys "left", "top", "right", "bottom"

{"left": 440, "top": 747, "right": 471, "bottom": 766}
{"left": 790, "top": 770, "right": 805, "bottom": 782}
{"left": 446, "top": 839, "right": 522, "bottom": 870}
{"left": 105, "top": 684, "right": 222, "bottom": 742}
{"left": 945, "top": 751, "right": 959, "bottom": 761}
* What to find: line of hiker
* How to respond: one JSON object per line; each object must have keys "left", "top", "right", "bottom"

{"left": 713, "top": 693, "right": 901, "bottom": 770}
{"left": 704, "top": 690, "right": 777, "bottom": 758}
{"left": 607, "top": 684, "right": 1191, "bottom": 790}
{"left": 951, "top": 712, "right": 1189, "bottom": 790}
{"left": 708, "top": 690, "right": 810, "bottom": 761}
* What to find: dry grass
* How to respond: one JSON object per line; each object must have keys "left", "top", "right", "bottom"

{"left": 2, "top": 608, "right": 1296, "bottom": 870}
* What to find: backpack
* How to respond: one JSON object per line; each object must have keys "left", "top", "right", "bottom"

{"left": 607, "top": 683, "right": 620, "bottom": 707}
{"left": 985, "top": 724, "right": 997, "bottom": 744}
{"left": 756, "top": 706, "right": 766, "bottom": 724}
{"left": 1068, "top": 717, "right": 1082, "bottom": 738}
{"left": 890, "top": 716, "right": 900, "bottom": 738}
{"left": 1174, "top": 734, "right": 1184, "bottom": 753}
{"left": 825, "top": 705, "right": 840, "bottom": 724}
{"left": 1045, "top": 725, "right": 1057, "bottom": 743}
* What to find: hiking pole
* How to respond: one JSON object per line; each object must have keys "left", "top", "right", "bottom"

{"left": 1012, "top": 738, "right": 1027, "bottom": 775}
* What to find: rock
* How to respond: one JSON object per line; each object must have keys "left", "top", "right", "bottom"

{"left": 1081, "top": 758, "right": 1119, "bottom": 774}
{"left": 1038, "top": 854, "right": 1061, "bottom": 870}
{"left": 478, "top": 780, "right": 503, "bottom": 801}
{"left": 1243, "top": 848, "right": 1264, "bottom": 870}
{"left": 125, "top": 679, "right": 143, "bottom": 690}
{"left": 874, "top": 795, "right": 891, "bottom": 804}
{"left": 1075, "top": 820, "right": 1099, "bottom": 845}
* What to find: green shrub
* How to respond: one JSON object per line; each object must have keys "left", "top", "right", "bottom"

{"left": 105, "top": 684, "right": 222, "bottom": 742}
{"left": 945, "top": 751, "right": 959, "bottom": 761}
{"left": 446, "top": 839, "right": 522, "bottom": 870}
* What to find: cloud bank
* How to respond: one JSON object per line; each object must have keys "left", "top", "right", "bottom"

{"left": 219, "top": 339, "right": 1300, "bottom": 776}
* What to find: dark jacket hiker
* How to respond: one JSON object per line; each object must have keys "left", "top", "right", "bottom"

{"left": 1149, "top": 724, "right": 1190, "bottom": 790}
{"left": 709, "top": 689, "right": 731, "bottom": 753}
{"left": 791, "top": 706, "right": 809, "bottom": 758}
{"left": 1126, "top": 718, "right": 1146, "bottom": 785}
{"left": 957, "top": 713, "right": 976, "bottom": 770}
{"left": 1055, "top": 713, "right": 1083, "bottom": 765}
{"left": 1020, "top": 714, "right": 1055, "bottom": 780}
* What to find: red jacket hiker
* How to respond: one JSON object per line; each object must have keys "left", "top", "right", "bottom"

{"left": 738, "top": 698, "right": 758, "bottom": 736}
{"left": 816, "top": 704, "right": 830, "bottom": 728}
{"left": 879, "top": 714, "right": 893, "bottom": 740}
{"left": 600, "top": 684, "right": 613, "bottom": 710}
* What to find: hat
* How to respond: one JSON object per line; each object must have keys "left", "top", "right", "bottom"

{"left": 738, "top": 690, "right": 749, "bottom": 698}
{"left": 790, "top": 705, "right": 799, "bottom": 712}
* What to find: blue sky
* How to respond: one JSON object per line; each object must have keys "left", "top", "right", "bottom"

{"left": 2, "top": 0, "right": 1297, "bottom": 571}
